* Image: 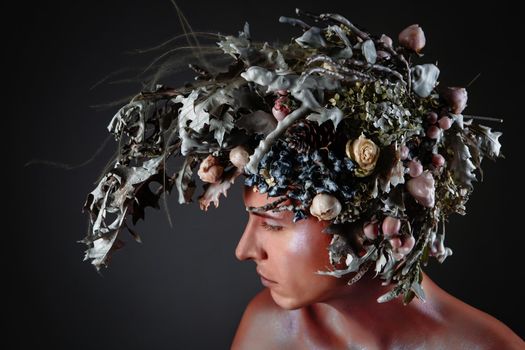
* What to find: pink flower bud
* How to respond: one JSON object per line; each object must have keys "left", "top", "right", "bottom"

{"left": 363, "top": 221, "right": 379, "bottom": 240}
{"left": 272, "top": 96, "right": 292, "bottom": 121}
{"left": 198, "top": 155, "right": 224, "bottom": 184}
{"left": 426, "top": 125, "right": 441, "bottom": 139}
{"left": 438, "top": 116, "right": 453, "bottom": 130}
{"left": 382, "top": 217, "right": 401, "bottom": 238}
{"left": 376, "top": 50, "right": 390, "bottom": 60}
{"left": 432, "top": 154, "right": 445, "bottom": 168}
{"left": 407, "top": 171, "right": 435, "bottom": 208}
{"left": 398, "top": 24, "right": 426, "bottom": 53}
{"left": 398, "top": 235, "right": 416, "bottom": 255}
{"left": 389, "top": 237, "right": 402, "bottom": 249}
{"left": 379, "top": 34, "right": 393, "bottom": 48}
{"left": 408, "top": 159, "right": 423, "bottom": 178}
{"left": 229, "top": 145, "right": 250, "bottom": 169}
{"left": 427, "top": 112, "right": 438, "bottom": 124}
{"left": 400, "top": 145, "right": 410, "bottom": 160}
{"left": 441, "top": 87, "right": 468, "bottom": 114}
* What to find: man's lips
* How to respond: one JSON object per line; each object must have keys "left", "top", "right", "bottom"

{"left": 256, "top": 268, "right": 277, "bottom": 283}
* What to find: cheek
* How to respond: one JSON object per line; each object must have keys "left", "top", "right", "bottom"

{"left": 272, "top": 228, "right": 340, "bottom": 306}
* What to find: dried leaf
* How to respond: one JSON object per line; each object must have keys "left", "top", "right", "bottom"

{"left": 306, "top": 107, "right": 344, "bottom": 130}
{"left": 198, "top": 167, "right": 243, "bottom": 210}
{"left": 175, "top": 155, "right": 198, "bottom": 204}
{"left": 209, "top": 111, "right": 235, "bottom": 146}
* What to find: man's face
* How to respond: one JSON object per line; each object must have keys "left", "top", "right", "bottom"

{"left": 236, "top": 186, "right": 347, "bottom": 310}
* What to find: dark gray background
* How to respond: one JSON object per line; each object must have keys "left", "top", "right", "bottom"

{"left": 9, "top": 0, "right": 523, "bottom": 349}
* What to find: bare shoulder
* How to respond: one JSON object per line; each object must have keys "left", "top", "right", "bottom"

{"left": 231, "top": 288, "right": 291, "bottom": 350}
{"left": 435, "top": 291, "right": 524, "bottom": 350}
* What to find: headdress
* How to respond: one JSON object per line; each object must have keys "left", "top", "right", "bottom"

{"left": 81, "top": 9, "right": 503, "bottom": 305}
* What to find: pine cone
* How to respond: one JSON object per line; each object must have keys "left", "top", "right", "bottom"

{"left": 284, "top": 119, "right": 335, "bottom": 153}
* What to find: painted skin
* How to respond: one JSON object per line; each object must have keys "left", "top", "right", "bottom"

{"left": 231, "top": 185, "right": 524, "bottom": 350}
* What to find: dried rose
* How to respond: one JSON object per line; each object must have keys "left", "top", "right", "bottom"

{"left": 272, "top": 95, "right": 292, "bottom": 121}
{"left": 198, "top": 155, "right": 224, "bottom": 184}
{"left": 229, "top": 145, "right": 250, "bottom": 169}
{"left": 406, "top": 170, "right": 435, "bottom": 208}
{"left": 441, "top": 87, "right": 468, "bottom": 114}
{"left": 345, "top": 134, "right": 380, "bottom": 177}
{"left": 309, "top": 193, "right": 342, "bottom": 221}
{"left": 398, "top": 24, "right": 426, "bottom": 53}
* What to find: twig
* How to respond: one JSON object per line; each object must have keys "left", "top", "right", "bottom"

{"left": 347, "top": 260, "right": 373, "bottom": 286}
{"left": 463, "top": 114, "right": 503, "bottom": 123}
{"left": 318, "top": 13, "right": 371, "bottom": 41}
{"left": 246, "top": 196, "right": 288, "bottom": 212}
{"left": 245, "top": 105, "right": 309, "bottom": 174}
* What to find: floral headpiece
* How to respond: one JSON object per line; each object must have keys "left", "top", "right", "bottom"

{"left": 81, "top": 9, "right": 503, "bottom": 305}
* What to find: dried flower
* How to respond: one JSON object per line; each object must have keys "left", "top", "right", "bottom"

{"left": 363, "top": 221, "right": 379, "bottom": 240}
{"left": 272, "top": 95, "right": 292, "bottom": 121}
{"left": 382, "top": 216, "right": 401, "bottom": 237}
{"left": 406, "top": 170, "right": 435, "bottom": 208}
{"left": 229, "top": 145, "right": 250, "bottom": 169}
{"left": 438, "top": 116, "right": 453, "bottom": 130}
{"left": 432, "top": 154, "right": 445, "bottom": 168}
{"left": 309, "top": 193, "right": 342, "bottom": 221}
{"left": 408, "top": 159, "right": 423, "bottom": 178}
{"left": 198, "top": 155, "right": 224, "bottom": 184}
{"left": 398, "top": 24, "right": 426, "bottom": 53}
{"left": 441, "top": 87, "right": 468, "bottom": 114}
{"left": 345, "top": 134, "right": 380, "bottom": 177}
{"left": 426, "top": 125, "right": 441, "bottom": 139}
{"left": 378, "top": 34, "right": 393, "bottom": 48}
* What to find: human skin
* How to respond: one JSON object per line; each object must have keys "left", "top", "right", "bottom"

{"left": 231, "top": 185, "right": 524, "bottom": 349}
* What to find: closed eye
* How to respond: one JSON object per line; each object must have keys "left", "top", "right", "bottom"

{"left": 261, "top": 222, "right": 283, "bottom": 232}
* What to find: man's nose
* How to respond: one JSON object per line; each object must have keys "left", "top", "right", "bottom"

{"left": 235, "top": 220, "right": 267, "bottom": 261}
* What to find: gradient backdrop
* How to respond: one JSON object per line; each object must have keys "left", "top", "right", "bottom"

{"left": 10, "top": 0, "right": 523, "bottom": 349}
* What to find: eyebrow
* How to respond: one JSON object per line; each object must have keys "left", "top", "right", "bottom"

{"left": 247, "top": 210, "right": 285, "bottom": 220}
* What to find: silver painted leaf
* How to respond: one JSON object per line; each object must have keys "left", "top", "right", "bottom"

{"left": 295, "top": 26, "right": 327, "bottom": 48}
{"left": 306, "top": 106, "right": 344, "bottom": 129}
{"left": 411, "top": 64, "right": 440, "bottom": 98}
{"left": 175, "top": 155, "right": 198, "bottom": 204}
{"left": 209, "top": 111, "right": 235, "bottom": 146}
{"left": 362, "top": 39, "right": 377, "bottom": 64}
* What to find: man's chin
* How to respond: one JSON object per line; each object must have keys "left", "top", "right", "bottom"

{"left": 270, "top": 289, "right": 305, "bottom": 310}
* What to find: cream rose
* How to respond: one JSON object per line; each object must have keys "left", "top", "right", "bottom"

{"left": 345, "top": 134, "right": 380, "bottom": 177}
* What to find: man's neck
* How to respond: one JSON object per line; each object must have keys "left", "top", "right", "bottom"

{"left": 301, "top": 270, "right": 444, "bottom": 347}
